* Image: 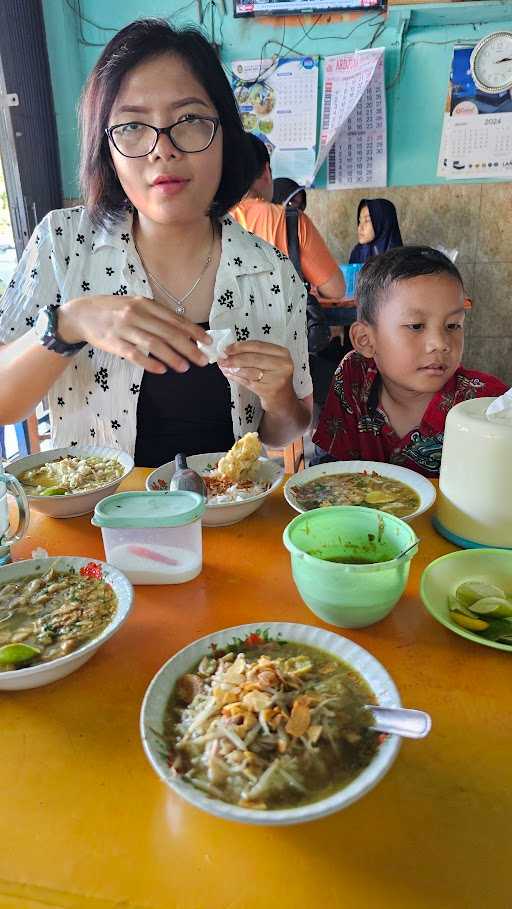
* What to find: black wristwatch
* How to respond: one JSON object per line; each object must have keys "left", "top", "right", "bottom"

{"left": 34, "top": 305, "right": 86, "bottom": 357}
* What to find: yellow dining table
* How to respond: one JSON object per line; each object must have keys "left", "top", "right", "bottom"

{"left": 1, "top": 469, "right": 510, "bottom": 909}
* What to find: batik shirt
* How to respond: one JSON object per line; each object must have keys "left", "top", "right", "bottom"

{"left": 313, "top": 351, "right": 507, "bottom": 477}
{"left": 0, "top": 208, "right": 312, "bottom": 456}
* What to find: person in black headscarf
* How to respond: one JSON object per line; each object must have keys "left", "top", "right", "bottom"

{"left": 272, "top": 178, "right": 307, "bottom": 212}
{"left": 349, "top": 198, "right": 403, "bottom": 264}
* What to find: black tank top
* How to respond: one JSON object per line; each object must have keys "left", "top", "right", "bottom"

{"left": 134, "top": 323, "right": 235, "bottom": 467}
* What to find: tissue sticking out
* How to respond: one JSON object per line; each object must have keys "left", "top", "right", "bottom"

{"left": 486, "top": 388, "right": 512, "bottom": 421}
{"left": 197, "top": 328, "right": 235, "bottom": 364}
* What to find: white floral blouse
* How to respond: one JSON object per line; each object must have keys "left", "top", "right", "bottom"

{"left": 0, "top": 207, "right": 312, "bottom": 456}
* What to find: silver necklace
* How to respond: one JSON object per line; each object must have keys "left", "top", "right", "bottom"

{"left": 134, "top": 230, "right": 214, "bottom": 316}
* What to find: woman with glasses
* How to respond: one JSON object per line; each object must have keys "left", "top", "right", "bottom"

{"left": 0, "top": 19, "right": 312, "bottom": 465}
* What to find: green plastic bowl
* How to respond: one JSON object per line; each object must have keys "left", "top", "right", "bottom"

{"left": 283, "top": 506, "right": 419, "bottom": 628}
{"left": 420, "top": 548, "right": 512, "bottom": 652}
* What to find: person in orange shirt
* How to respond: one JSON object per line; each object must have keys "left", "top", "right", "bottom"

{"left": 231, "top": 135, "right": 345, "bottom": 300}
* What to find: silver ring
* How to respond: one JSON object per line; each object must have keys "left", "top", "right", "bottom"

{"left": 255, "top": 370, "right": 264, "bottom": 382}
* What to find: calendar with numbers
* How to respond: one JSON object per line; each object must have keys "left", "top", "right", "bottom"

{"left": 437, "top": 47, "right": 512, "bottom": 180}
{"left": 231, "top": 57, "right": 319, "bottom": 184}
{"left": 314, "top": 49, "right": 387, "bottom": 189}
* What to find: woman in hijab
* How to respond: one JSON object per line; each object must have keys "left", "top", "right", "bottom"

{"left": 349, "top": 198, "right": 402, "bottom": 264}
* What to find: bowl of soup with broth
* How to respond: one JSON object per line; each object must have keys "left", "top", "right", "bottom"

{"left": 284, "top": 460, "right": 435, "bottom": 523}
{"left": 140, "top": 622, "right": 402, "bottom": 825}
{"left": 6, "top": 446, "right": 134, "bottom": 518}
{"left": 0, "top": 556, "right": 133, "bottom": 689}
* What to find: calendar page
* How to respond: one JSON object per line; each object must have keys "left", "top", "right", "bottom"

{"left": 437, "top": 47, "right": 512, "bottom": 180}
{"left": 313, "top": 49, "right": 387, "bottom": 189}
{"left": 327, "top": 51, "right": 386, "bottom": 189}
{"left": 232, "top": 57, "right": 319, "bottom": 185}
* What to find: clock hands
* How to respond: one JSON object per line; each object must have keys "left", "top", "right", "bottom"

{"left": 495, "top": 57, "right": 512, "bottom": 64}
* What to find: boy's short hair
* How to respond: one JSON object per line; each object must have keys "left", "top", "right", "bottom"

{"left": 356, "top": 245, "right": 464, "bottom": 324}
{"left": 247, "top": 133, "right": 271, "bottom": 179}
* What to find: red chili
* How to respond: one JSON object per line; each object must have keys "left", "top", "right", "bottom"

{"left": 80, "top": 562, "right": 103, "bottom": 580}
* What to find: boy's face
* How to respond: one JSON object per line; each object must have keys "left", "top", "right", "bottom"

{"left": 363, "top": 274, "right": 465, "bottom": 394}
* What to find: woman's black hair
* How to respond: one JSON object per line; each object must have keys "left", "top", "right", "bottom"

{"left": 356, "top": 246, "right": 464, "bottom": 324}
{"left": 79, "top": 18, "right": 256, "bottom": 226}
{"left": 272, "top": 177, "right": 307, "bottom": 210}
{"left": 246, "top": 133, "right": 270, "bottom": 179}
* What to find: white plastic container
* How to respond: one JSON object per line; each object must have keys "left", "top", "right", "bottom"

{"left": 435, "top": 397, "right": 512, "bottom": 549}
{"left": 92, "top": 491, "right": 205, "bottom": 584}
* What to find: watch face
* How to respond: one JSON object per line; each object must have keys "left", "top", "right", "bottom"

{"left": 471, "top": 32, "right": 512, "bottom": 93}
{"left": 34, "top": 308, "right": 51, "bottom": 342}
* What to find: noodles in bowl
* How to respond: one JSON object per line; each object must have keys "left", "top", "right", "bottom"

{"left": 140, "top": 623, "right": 401, "bottom": 825}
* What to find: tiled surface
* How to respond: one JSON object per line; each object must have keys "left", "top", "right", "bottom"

{"left": 305, "top": 182, "right": 512, "bottom": 383}
{"left": 475, "top": 183, "right": 512, "bottom": 263}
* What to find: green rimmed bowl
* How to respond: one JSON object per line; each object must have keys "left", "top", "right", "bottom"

{"left": 420, "top": 548, "right": 512, "bottom": 652}
{"left": 283, "top": 506, "right": 419, "bottom": 628}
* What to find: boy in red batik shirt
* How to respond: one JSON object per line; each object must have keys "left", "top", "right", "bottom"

{"left": 313, "top": 246, "right": 507, "bottom": 477}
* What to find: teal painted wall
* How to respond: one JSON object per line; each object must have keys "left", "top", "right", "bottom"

{"left": 42, "top": 0, "right": 512, "bottom": 198}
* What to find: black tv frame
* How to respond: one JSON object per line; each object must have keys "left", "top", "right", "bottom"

{"left": 233, "top": 0, "right": 386, "bottom": 17}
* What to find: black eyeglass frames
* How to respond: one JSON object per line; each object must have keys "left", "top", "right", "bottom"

{"left": 105, "top": 115, "right": 220, "bottom": 158}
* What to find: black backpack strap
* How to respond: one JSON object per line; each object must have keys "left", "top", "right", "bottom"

{"left": 284, "top": 207, "right": 303, "bottom": 281}
{"left": 284, "top": 206, "right": 330, "bottom": 355}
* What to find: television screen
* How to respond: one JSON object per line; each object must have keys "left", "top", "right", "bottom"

{"left": 234, "top": 0, "right": 386, "bottom": 16}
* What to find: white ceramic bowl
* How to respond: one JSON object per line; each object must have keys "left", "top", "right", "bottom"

{"left": 0, "top": 556, "right": 133, "bottom": 690}
{"left": 6, "top": 446, "right": 134, "bottom": 518}
{"left": 140, "top": 622, "right": 401, "bottom": 825}
{"left": 146, "top": 453, "right": 284, "bottom": 527}
{"left": 284, "top": 460, "right": 436, "bottom": 523}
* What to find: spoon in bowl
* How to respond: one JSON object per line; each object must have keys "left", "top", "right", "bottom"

{"left": 366, "top": 706, "right": 431, "bottom": 739}
{"left": 394, "top": 539, "right": 420, "bottom": 561}
{"left": 169, "top": 453, "right": 207, "bottom": 500}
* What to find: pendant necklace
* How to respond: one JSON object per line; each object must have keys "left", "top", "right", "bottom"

{"left": 134, "top": 228, "right": 214, "bottom": 316}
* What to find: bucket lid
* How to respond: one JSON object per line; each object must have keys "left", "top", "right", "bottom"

{"left": 92, "top": 490, "right": 205, "bottom": 528}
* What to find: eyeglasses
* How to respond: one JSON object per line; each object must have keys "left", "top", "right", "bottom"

{"left": 105, "top": 114, "right": 220, "bottom": 158}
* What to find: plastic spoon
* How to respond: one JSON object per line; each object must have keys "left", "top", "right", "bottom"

{"left": 366, "top": 706, "right": 431, "bottom": 739}
{"left": 169, "top": 453, "right": 207, "bottom": 499}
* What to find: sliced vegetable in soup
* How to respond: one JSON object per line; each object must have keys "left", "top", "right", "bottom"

{"left": 163, "top": 638, "right": 380, "bottom": 811}
{"left": 293, "top": 471, "right": 420, "bottom": 518}
{"left": 0, "top": 567, "right": 117, "bottom": 670}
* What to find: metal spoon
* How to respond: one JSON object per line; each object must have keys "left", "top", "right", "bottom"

{"left": 395, "top": 539, "right": 419, "bottom": 561}
{"left": 366, "top": 706, "right": 431, "bottom": 739}
{"left": 169, "top": 453, "right": 207, "bottom": 499}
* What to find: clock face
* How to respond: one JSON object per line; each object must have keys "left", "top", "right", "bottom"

{"left": 471, "top": 32, "right": 512, "bottom": 93}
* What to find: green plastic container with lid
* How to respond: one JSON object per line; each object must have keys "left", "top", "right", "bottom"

{"left": 92, "top": 491, "right": 205, "bottom": 585}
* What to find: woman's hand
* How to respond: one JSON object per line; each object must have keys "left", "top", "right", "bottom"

{"left": 58, "top": 294, "right": 211, "bottom": 374}
{"left": 219, "top": 339, "right": 311, "bottom": 447}
{"left": 218, "top": 340, "right": 295, "bottom": 411}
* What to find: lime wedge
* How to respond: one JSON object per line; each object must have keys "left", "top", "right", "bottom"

{"left": 40, "top": 486, "right": 66, "bottom": 496}
{"left": 0, "top": 643, "right": 41, "bottom": 666}
{"left": 451, "top": 612, "right": 489, "bottom": 632}
{"left": 469, "top": 597, "right": 512, "bottom": 618}
{"left": 455, "top": 580, "right": 505, "bottom": 608}
{"left": 364, "top": 490, "right": 398, "bottom": 505}
{"left": 447, "top": 595, "right": 474, "bottom": 618}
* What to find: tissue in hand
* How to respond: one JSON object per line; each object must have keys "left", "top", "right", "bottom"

{"left": 485, "top": 388, "right": 512, "bottom": 420}
{"left": 197, "top": 328, "right": 235, "bottom": 364}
